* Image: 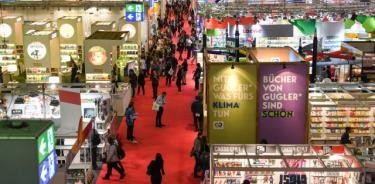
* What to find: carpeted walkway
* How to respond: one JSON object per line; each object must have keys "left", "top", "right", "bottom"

{"left": 96, "top": 15, "right": 200, "bottom": 184}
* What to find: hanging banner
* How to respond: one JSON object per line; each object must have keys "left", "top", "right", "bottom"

{"left": 208, "top": 63, "right": 257, "bottom": 144}
{"left": 257, "top": 63, "right": 309, "bottom": 144}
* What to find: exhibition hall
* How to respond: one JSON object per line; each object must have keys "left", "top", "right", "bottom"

{"left": 0, "top": 0, "right": 374, "bottom": 184}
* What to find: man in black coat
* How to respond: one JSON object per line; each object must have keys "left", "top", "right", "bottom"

{"left": 191, "top": 96, "right": 203, "bottom": 132}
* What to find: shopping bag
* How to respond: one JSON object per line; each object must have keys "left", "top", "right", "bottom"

{"left": 152, "top": 102, "right": 160, "bottom": 111}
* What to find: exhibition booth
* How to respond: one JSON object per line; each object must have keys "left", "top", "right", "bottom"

{"left": 84, "top": 31, "right": 128, "bottom": 83}
{"left": 205, "top": 47, "right": 309, "bottom": 144}
{"left": 57, "top": 16, "right": 84, "bottom": 79}
{"left": 206, "top": 144, "right": 363, "bottom": 184}
{"left": 24, "top": 30, "right": 60, "bottom": 83}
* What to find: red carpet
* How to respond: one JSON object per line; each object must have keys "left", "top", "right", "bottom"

{"left": 97, "top": 15, "right": 200, "bottom": 184}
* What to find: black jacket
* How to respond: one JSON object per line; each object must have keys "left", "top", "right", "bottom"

{"left": 191, "top": 100, "right": 203, "bottom": 114}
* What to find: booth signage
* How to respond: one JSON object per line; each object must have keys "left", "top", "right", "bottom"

{"left": 121, "top": 24, "right": 137, "bottom": 39}
{"left": 208, "top": 64, "right": 257, "bottom": 144}
{"left": 38, "top": 150, "right": 57, "bottom": 184}
{"left": 11, "top": 109, "right": 22, "bottom": 115}
{"left": 230, "top": 24, "right": 294, "bottom": 38}
{"left": 37, "top": 125, "right": 55, "bottom": 163}
{"left": 0, "top": 23, "right": 12, "bottom": 38}
{"left": 59, "top": 24, "right": 75, "bottom": 39}
{"left": 27, "top": 42, "right": 47, "bottom": 60}
{"left": 257, "top": 63, "right": 308, "bottom": 144}
{"left": 88, "top": 46, "right": 107, "bottom": 66}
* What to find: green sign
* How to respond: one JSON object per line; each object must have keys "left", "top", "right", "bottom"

{"left": 207, "top": 64, "right": 258, "bottom": 144}
{"left": 37, "top": 126, "right": 55, "bottom": 163}
{"left": 126, "top": 4, "right": 144, "bottom": 13}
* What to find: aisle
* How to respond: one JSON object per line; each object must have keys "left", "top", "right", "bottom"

{"left": 96, "top": 17, "right": 200, "bottom": 184}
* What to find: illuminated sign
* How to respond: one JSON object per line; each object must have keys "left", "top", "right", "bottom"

{"left": 125, "top": 3, "right": 144, "bottom": 22}
{"left": 27, "top": 42, "right": 47, "bottom": 60}
{"left": 37, "top": 126, "right": 55, "bottom": 163}
{"left": 59, "top": 24, "right": 75, "bottom": 39}
{"left": 0, "top": 23, "right": 12, "bottom": 38}
{"left": 88, "top": 46, "right": 107, "bottom": 66}
{"left": 39, "top": 150, "right": 57, "bottom": 184}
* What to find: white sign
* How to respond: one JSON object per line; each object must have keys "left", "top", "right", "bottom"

{"left": 60, "top": 24, "right": 75, "bottom": 39}
{"left": 0, "top": 23, "right": 12, "bottom": 38}
{"left": 121, "top": 24, "right": 136, "bottom": 39}
{"left": 27, "top": 42, "right": 47, "bottom": 60}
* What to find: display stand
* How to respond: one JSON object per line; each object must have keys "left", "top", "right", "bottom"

{"left": 23, "top": 21, "right": 53, "bottom": 34}
{"left": 309, "top": 83, "right": 375, "bottom": 144}
{"left": 91, "top": 21, "right": 116, "bottom": 34}
{"left": 24, "top": 30, "right": 60, "bottom": 83}
{"left": 0, "top": 120, "right": 56, "bottom": 184}
{"left": 0, "top": 16, "right": 23, "bottom": 75}
{"left": 209, "top": 144, "right": 363, "bottom": 184}
{"left": 0, "top": 83, "right": 61, "bottom": 120}
{"left": 342, "top": 41, "right": 375, "bottom": 83}
{"left": 118, "top": 17, "right": 141, "bottom": 78}
{"left": 57, "top": 16, "right": 84, "bottom": 79}
{"left": 55, "top": 129, "right": 102, "bottom": 184}
{"left": 84, "top": 31, "right": 128, "bottom": 83}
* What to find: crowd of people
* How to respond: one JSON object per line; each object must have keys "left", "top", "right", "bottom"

{"left": 98, "top": 0, "right": 210, "bottom": 183}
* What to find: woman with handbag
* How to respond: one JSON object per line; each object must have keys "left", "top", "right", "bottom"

{"left": 102, "top": 137, "right": 125, "bottom": 180}
{"left": 126, "top": 102, "right": 138, "bottom": 144}
{"left": 147, "top": 153, "right": 165, "bottom": 184}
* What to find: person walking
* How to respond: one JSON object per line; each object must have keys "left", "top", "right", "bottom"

{"left": 137, "top": 70, "right": 146, "bottom": 95}
{"left": 340, "top": 127, "right": 352, "bottom": 144}
{"left": 147, "top": 153, "right": 165, "bottom": 184}
{"left": 125, "top": 102, "right": 137, "bottom": 143}
{"left": 151, "top": 70, "right": 159, "bottom": 100}
{"left": 165, "top": 59, "right": 173, "bottom": 87}
{"left": 155, "top": 92, "right": 166, "bottom": 127}
{"left": 176, "top": 65, "right": 183, "bottom": 93}
{"left": 193, "top": 63, "right": 202, "bottom": 90}
{"left": 129, "top": 69, "right": 138, "bottom": 97}
{"left": 70, "top": 58, "right": 78, "bottom": 83}
{"left": 102, "top": 137, "right": 125, "bottom": 180}
{"left": 182, "top": 59, "right": 188, "bottom": 85}
{"left": 190, "top": 133, "right": 202, "bottom": 178}
{"left": 191, "top": 96, "right": 203, "bottom": 131}
{"left": 90, "top": 127, "right": 101, "bottom": 170}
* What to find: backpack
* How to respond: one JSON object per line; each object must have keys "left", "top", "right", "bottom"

{"left": 146, "top": 161, "right": 155, "bottom": 175}
{"left": 117, "top": 145, "right": 126, "bottom": 159}
{"left": 92, "top": 131, "right": 101, "bottom": 146}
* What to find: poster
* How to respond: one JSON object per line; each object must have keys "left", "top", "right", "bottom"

{"left": 257, "top": 63, "right": 308, "bottom": 144}
{"left": 208, "top": 64, "right": 257, "bottom": 144}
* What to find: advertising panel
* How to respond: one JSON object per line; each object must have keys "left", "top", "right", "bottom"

{"left": 257, "top": 63, "right": 309, "bottom": 144}
{"left": 208, "top": 64, "right": 257, "bottom": 144}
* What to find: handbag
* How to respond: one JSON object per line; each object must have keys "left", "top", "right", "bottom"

{"left": 152, "top": 101, "right": 160, "bottom": 111}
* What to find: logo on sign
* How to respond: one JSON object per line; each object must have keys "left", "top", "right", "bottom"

{"left": 0, "top": 23, "right": 12, "bottom": 38}
{"left": 121, "top": 24, "right": 136, "bottom": 39}
{"left": 27, "top": 42, "right": 47, "bottom": 60}
{"left": 213, "top": 121, "right": 224, "bottom": 130}
{"left": 59, "top": 24, "right": 75, "bottom": 39}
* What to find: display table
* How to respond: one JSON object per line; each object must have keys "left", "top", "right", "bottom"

{"left": 208, "top": 144, "right": 363, "bottom": 184}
